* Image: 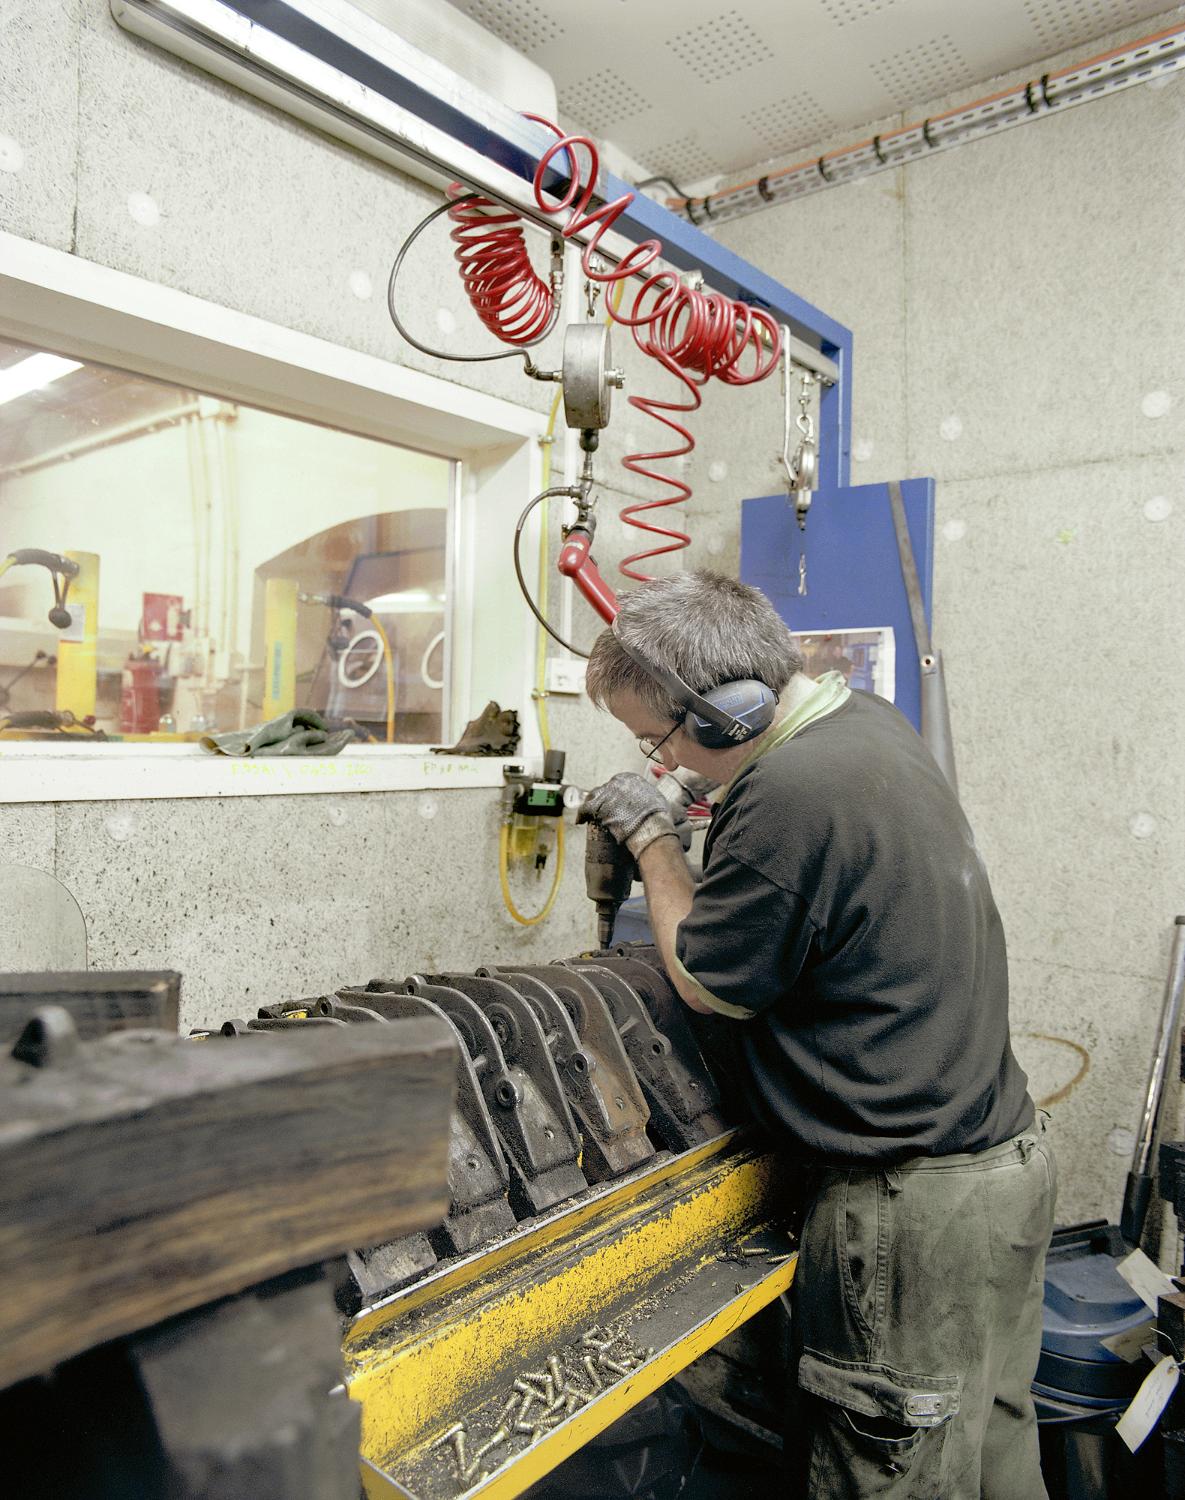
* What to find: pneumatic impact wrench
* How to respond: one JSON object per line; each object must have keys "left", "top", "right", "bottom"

{"left": 583, "top": 819, "right": 637, "bottom": 951}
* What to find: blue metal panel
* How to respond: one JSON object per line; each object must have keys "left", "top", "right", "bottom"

{"left": 225, "top": 3, "right": 852, "bottom": 485}
{"left": 740, "top": 479, "right": 935, "bottom": 730}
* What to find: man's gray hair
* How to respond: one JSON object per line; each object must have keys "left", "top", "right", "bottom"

{"left": 586, "top": 570, "right": 803, "bottom": 721}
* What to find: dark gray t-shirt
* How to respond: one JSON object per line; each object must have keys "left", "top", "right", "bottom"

{"left": 675, "top": 687, "right": 1033, "bottom": 1164}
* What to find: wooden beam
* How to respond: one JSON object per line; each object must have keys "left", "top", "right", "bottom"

{"left": 0, "top": 1012, "right": 456, "bottom": 1389}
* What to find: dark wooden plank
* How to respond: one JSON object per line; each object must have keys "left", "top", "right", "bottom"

{"left": 0, "top": 1012, "right": 456, "bottom": 1389}
{"left": 0, "top": 969, "right": 181, "bottom": 1046}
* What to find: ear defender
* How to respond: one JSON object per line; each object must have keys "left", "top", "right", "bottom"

{"left": 612, "top": 620, "right": 777, "bottom": 749}
{"left": 688, "top": 679, "right": 779, "bottom": 749}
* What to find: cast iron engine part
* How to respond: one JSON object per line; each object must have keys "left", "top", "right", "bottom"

{"left": 211, "top": 949, "right": 741, "bottom": 1308}
{"left": 592, "top": 944, "right": 755, "bottom": 1126}
{"left": 206, "top": 998, "right": 443, "bottom": 1310}
{"left": 477, "top": 964, "right": 655, "bottom": 1182}
{"left": 331, "top": 987, "right": 517, "bottom": 1255}
{"left": 380, "top": 974, "right": 589, "bottom": 1217}
{"left": 560, "top": 959, "right": 729, "bottom": 1150}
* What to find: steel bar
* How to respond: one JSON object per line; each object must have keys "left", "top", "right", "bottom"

{"left": 1122, "top": 916, "right": 1185, "bottom": 1244}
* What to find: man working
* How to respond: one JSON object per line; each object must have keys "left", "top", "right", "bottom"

{"left": 579, "top": 569, "right": 1055, "bottom": 1499}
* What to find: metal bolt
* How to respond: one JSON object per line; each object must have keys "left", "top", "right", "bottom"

{"left": 547, "top": 1355, "right": 565, "bottom": 1393}
{"left": 582, "top": 1355, "right": 603, "bottom": 1391}
{"left": 767, "top": 1252, "right": 794, "bottom": 1265}
{"left": 600, "top": 1356, "right": 630, "bottom": 1376}
{"left": 518, "top": 1390, "right": 535, "bottom": 1421}
{"left": 449, "top": 1430, "right": 469, "bottom": 1474}
{"left": 741, "top": 1246, "right": 771, "bottom": 1257}
{"left": 463, "top": 1426, "right": 509, "bottom": 1479}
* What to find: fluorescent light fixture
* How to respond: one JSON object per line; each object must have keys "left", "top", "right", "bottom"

{"left": 366, "top": 589, "right": 445, "bottom": 614}
{"left": 0, "top": 354, "right": 83, "bottom": 407}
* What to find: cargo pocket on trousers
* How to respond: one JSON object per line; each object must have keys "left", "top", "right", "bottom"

{"left": 798, "top": 1350, "right": 959, "bottom": 1499}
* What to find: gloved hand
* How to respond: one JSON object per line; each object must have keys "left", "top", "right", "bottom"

{"left": 578, "top": 772, "right": 689, "bottom": 859}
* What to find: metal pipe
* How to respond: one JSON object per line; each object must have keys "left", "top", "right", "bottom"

{"left": 1121, "top": 917, "right": 1185, "bottom": 1246}
{"left": 0, "top": 400, "right": 201, "bottom": 480}
{"left": 184, "top": 413, "right": 206, "bottom": 642}
{"left": 920, "top": 652, "right": 958, "bottom": 801}
{"left": 209, "top": 402, "right": 239, "bottom": 665}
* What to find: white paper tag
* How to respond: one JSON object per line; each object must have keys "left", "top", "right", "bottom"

{"left": 1101, "top": 1319, "right": 1157, "bottom": 1363}
{"left": 1117, "top": 1248, "right": 1178, "bottom": 1312}
{"left": 1116, "top": 1353, "right": 1180, "bottom": 1452}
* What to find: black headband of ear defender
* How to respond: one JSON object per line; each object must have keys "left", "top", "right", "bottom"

{"left": 611, "top": 619, "right": 774, "bottom": 746}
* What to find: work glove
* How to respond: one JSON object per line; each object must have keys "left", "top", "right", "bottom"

{"left": 578, "top": 772, "right": 690, "bottom": 859}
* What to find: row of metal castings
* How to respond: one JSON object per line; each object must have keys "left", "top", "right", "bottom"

{"left": 212, "top": 946, "right": 735, "bottom": 1313}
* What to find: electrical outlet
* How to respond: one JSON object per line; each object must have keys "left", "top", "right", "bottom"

{"left": 546, "top": 658, "right": 587, "bottom": 696}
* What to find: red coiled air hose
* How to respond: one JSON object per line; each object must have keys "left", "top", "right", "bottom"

{"left": 445, "top": 185, "right": 555, "bottom": 346}
{"left": 445, "top": 121, "right": 782, "bottom": 581}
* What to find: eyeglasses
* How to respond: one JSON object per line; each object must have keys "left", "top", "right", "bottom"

{"left": 638, "top": 718, "right": 683, "bottom": 763}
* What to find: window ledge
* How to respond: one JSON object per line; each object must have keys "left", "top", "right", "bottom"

{"left": 0, "top": 742, "right": 519, "bottom": 802}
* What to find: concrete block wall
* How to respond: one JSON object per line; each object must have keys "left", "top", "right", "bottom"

{"left": 684, "top": 14, "right": 1185, "bottom": 1225}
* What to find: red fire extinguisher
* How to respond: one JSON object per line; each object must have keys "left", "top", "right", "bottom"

{"left": 120, "top": 652, "right": 161, "bottom": 734}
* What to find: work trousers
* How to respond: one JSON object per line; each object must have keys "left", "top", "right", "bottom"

{"left": 787, "top": 1115, "right": 1056, "bottom": 1499}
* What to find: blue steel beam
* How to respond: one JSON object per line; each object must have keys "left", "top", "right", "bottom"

{"left": 190, "top": 1, "right": 853, "bottom": 485}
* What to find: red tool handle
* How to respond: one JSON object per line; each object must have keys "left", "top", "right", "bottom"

{"left": 557, "top": 529, "right": 618, "bottom": 623}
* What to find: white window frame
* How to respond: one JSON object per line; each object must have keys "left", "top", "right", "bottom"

{"left": 0, "top": 231, "right": 547, "bottom": 802}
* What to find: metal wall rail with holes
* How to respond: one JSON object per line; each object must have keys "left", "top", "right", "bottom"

{"left": 346, "top": 1132, "right": 797, "bottom": 1500}
{"left": 110, "top": 0, "right": 852, "bottom": 486}
{"left": 671, "top": 24, "right": 1185, "bottom": 229}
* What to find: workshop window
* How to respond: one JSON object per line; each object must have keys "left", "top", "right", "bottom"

{"left": 0, "top": 337, "right": 454, "bottom": 748}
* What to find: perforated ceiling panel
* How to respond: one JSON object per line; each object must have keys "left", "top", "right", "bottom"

{"left": 1023, "top": 0, "right": 1153, "bottom": 52}
{"left": 648, "top": 135, "right": 726, "bottom": 182}
{"left": 665, "top": 9, "right": 771, "bottom": 85}
{"left": 743, "top": 93, "right": 837, "bottom": 156}
{"left": 870, "top": 34, "right": 974, "bottom": 109}
{"left": 444, "top": 0, "right": 1178, "bottom": 189}
{"left": 559, "top": 70, "right": 651, "bottom": 135}
{"left": 821, "top": 0, "right": 904, "bottom": 24}
{"left": 450, "top": 0, "right": 563, "bottom": 54}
